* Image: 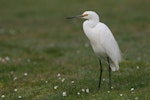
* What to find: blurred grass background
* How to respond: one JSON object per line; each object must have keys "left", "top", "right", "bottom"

{"left": 0, "top": 0, "right": 150, "bottom": 99}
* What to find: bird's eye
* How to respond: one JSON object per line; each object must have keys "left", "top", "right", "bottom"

{"left": 82, "top": 14, "right": 88, "bottom": 17}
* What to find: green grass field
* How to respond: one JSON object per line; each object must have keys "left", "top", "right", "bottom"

{"left": 0, "top": 0, "right": 150, "bottom": 99}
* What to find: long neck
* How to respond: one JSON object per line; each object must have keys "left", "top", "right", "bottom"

{"left": 87, "top": 19, "right": 99, "bottom": 28}
{"left": 87, "top": 15, "right": 100, "bottom": 28}
{"left": 83, "top": 20, "right": 97, "bottom": 40}
{"left": 83, "top": 14, "right": 100, "bottom": 40}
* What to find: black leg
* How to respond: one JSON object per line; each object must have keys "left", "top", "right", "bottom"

{"left": 107, "top": 57, "right": 111, "bottom": 90}
{"left": 98, "top": 59, "right": 103, "bottom": 90}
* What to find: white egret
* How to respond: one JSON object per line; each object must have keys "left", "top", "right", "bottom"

{"left": 67, "top": 11, "right": 122, "bottom": 90}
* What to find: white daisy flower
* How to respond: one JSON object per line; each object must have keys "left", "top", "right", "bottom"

{"left": 57, "top": 73, "right": 61, "bottom": 77}
{"left": 86, "top": 88, "right": 89, "bottom": 93}
{"left": 77, "top": 92, "right": 80, "bottom": 95}
{"left": 13, "top": 77, "right": 18, "bottom": 81}
{"left": 130, "top": 88, "right": 134, "bottom": 91}
{"left": 1, "top": 95, "right": 5, "bottom": 98}
{"left": 5, "top": 56, "right": 10, "bottom": 61}
{"left": 18, "top": 96, "right": 22, "bottom": 99}
{"left": 54, "top": 86, "right": 58, "bottom": 90}
{"left": 136, "top": 66, "right": 139, "bottom": 69}
{"left": 102, "top": 78, "right": 105, "bottom": 81}
{"left": 135, "top": 97, "right": 138, "bottom": 100}
{"left": 24, "top": 73, "right": 28, "bottom": 76}
{"left": 71, "top": 81, "right": 75, "bottom": 84}
{"left": 14, "top": 88, "right": 18, "bottom": 92}
{"left": 120, "top": 93, "right": 123, "bottom": 96}
{"left": 45, "top": 81, "right": 48, "bottom": 83}
{"left": 61, "top": 78, "right": 65, "bottom": 83}
{"left": 81, "top": 89, "right": 85, "bottom": 92}
{"left": 111, "top": 86, "right": 114, "bottom": 89}
{"left": 62, "top": 91, "right": 67, "bottom": 97}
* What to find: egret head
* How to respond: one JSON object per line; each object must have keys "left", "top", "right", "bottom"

{"left": 82, "top": 11, "right": 99, "bottom": 20}
{"left": 67, "top": 11, "right": 99, "bottom": 21}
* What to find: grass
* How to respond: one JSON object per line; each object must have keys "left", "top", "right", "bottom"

{"left": 0, "top": 0, "right": 150, "bottom": 99}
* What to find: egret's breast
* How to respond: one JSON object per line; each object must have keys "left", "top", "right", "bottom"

{"left": 90, "top": 40, "right": 107, "bottom": 58}
{"left": 83, "top": 21, "right": 108, "bottom": 58}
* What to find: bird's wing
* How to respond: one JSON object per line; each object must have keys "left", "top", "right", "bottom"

{"left": 96, "top": 23, "right": 122, "bottom": 64}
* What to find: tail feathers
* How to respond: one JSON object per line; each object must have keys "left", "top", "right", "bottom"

{"left": 110, "top": 62, "right": 119, "bottom": 71}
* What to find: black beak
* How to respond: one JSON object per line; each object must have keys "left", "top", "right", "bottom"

{"left": 66, "top": 15, "right": 83, "bottom": 19}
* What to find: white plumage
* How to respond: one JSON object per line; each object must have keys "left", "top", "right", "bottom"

{"left": 67, "top": 11, "right": 122, "bottom": 90}
{"left": 82, "top": 11, "right": 121, "bottom": 71}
